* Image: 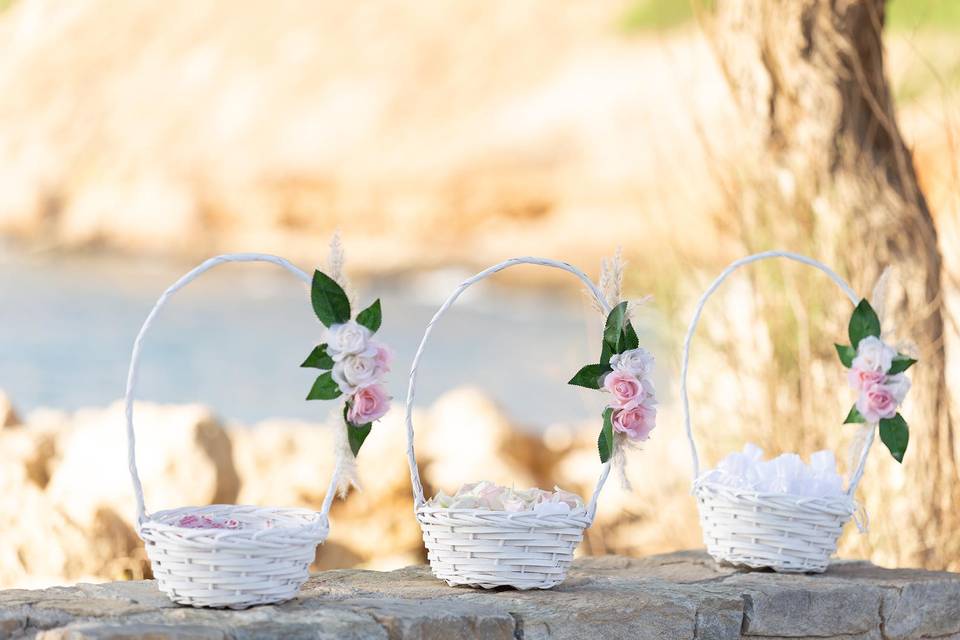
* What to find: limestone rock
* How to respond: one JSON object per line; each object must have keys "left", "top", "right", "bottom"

{"left": 0, "top": 423, "right": 58, "bottom": 489}
{"left": 37, "top": 623, "right": 229, "bottom": 639}
{"left": 231, "top": 420, "right": 335, "bottom": 508}
{"left": 46, "top": 402, "right": 239, "bottom": 531}
{"left": 325, "top": 409, "right": 426, "bottom": 570}
{"left": 417, "top": 387, "right": 538, "bottom": 495}
{"left": 0, "top": 390, "right": 19, "bottom": 428}
{"left": 0, "top": 402, "right": 239, "bottom": 587}
{"left": 230, "top": 410, "right": 423, "bottom": 571}
{"left": 0, "top": 416, "right": 99, "bottom": 587}
{"left": 1, "top": 552, "right": 957, "bottom": 639}
{"left": 553, "top": 404, "right": 702, "bottom": 558}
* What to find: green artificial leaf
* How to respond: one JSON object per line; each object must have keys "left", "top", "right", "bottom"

{"left": 835, "top": 343, "right": 856, "bottom": 368}
{"left": 879, "top": 413, "right": 909, "bottom": 463}
{"left": 599, "top": 302, "right": 641, "bottom": 364}
{"left": 888, "top": 354, "right": 917, "bottom": 375}
{"left": 598, "top": 407, "right": 615, "bottom": 463}
{"left": 311, "top": 270, "right": 351, "bottom": 327}
{"left": 306, "top": 372, "right": 342, "bottom": 400}
{"left": 603, "top": 301, "right": 630, "bottom": 355}
{"left": 568, "top": 364, "right": 608, "bottom": 389}
{"left": 348, "top": 422, "right": 372, "bottom": 456}
{"left": 344, "top": 405, "right": 373, "bottom": 456}
{"left": 301, "top": 344, "right": 335, "bottom": 369}
{"left": 848, "top": 299, "right": 882, "bottom": 348}
{"left": 356, "top": 299, "right": 382, "bottom": 333}
{"left": 622, "top": 319, "right": 640, "bottom": 351}
{"left": 844, "top": 405, "right": 866, "bottom": 424}
{"left": 600, "top": 340, "right": 613, "bottom": 368}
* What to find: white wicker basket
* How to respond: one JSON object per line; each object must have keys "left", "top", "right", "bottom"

{"left": 681, "top": 251, "right": 875, "bottom": 573}
{"left": 404, "top": 257, "right": 613, "bottom": 590}
{"left": 124, "top": 253, "right": 341, "bottom": 608}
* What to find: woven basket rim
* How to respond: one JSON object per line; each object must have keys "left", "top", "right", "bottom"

{"left": 417, "top": 504, "right": 590, "bottom": 523}
{"left": 143, "top": 504, "right": 328, "bottom": 538}
{"left": 695, "top": 479, "right": 856, "bottom": 512}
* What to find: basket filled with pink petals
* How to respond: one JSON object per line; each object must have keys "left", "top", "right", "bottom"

{"left": 124, "top": 247, "right": 392, "bottom": 608}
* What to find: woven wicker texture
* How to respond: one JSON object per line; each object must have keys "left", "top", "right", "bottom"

{"left": 124, "top": 254, "right": 340, "bottom": 608}
{"left": 681, "top": 251, "right": 875, "bottom": 573}
{"left": 405, "top": 257, "right": 613, "bottom": 589}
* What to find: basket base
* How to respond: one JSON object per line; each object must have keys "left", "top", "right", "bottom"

{"left": 431, "top": 567, "right": 566, "bottom": 590}
{"left": 705, "top": 551, "right": 827, "bottom": 574}
{"left": 160, "top": 590, "right": 299, "bottom": 610}
{"left": 694, "top": 482, "right": 855, "bottom": 575}
{"left": 417, "top": 505, "right": 590, "bottom": 590}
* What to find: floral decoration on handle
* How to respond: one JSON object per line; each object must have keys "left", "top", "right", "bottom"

{"left": 835, "top": 299, "right": 916, "bottom": 462}
{"left": 567, "top": 253, "right": 657, "bottom": 464}
{"left": 301, "top": 237, "right": 392, "bottom": 457}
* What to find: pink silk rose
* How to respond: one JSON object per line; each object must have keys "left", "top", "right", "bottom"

{"left": 373, "top": 342, "right": 393, "bottom": 375}
{"left": 847, "top": 367, "right": 886, "bottom": 392}
{"left": 603, "top": 370, "right": 644, "bottom": 408}
{"left": 612, "top": 402, "right": 657, "bottom": 441}
{"left": 348, "top": 383, "right": 391, "bottom": 425}
{"left": 856, "top": 382, "right": 898, "bottom": 423}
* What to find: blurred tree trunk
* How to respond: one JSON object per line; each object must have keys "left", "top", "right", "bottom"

{"left": 706, "top": 0, "right": 957, "bottom": 569}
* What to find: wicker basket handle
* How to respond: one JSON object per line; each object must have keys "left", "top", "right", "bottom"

{"left": 681, "top": 250, "right": 879, "bottom": 498}
{"left": 404, "top": 257, "right": 613, "bottom": 522}
{"left": 124, "top": 253, "right": 343, "bottom": 526}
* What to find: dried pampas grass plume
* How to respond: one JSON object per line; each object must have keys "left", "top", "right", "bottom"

{"left": 871, "top": 267, "right": 891, "bottom": 327}
{"left": 590, "top": 248, "right": 652, "bottom": 320}
{"left": 598, "top": 247, "right": 624, "bottom": 310}
{"left": 327, "top": 231, "right": 358, "bottom": 309}
{"left": 332, "top": 413, "right": 362, "bottom": 499}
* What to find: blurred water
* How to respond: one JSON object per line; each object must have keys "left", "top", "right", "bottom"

{"left": 0, "top": 248, "right": 669, "bottom": 429}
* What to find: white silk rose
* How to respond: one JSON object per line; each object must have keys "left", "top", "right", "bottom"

{"left": 609, "top": 347, "right": 655, "bottom": 379}
{"left": 332, "top": 353, "right": 379, "bottom": 394}
{"left": 851, "top": 335, "right": 896, "bottom": 373}
{"left": 325, "top": 320, "right": 374, "bottom": 361}
{"left": 885, "top": 372, "right": 912, "bottom": 403}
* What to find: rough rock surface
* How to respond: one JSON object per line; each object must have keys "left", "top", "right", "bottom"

{"left": 1, "top": 551, "right": 958, "bottom": 639}
{"left": 0, "top": 392, "right": 19, "bottom": 428}
{"left": 0, "top": 401, "right": 240, "bottom": 587}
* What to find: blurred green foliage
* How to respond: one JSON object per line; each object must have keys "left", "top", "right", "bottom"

{"left": 620, "top": 0, "right": 960, "bottom": 33}
{"left": 888, "top": 0, "right": 960, "bottom": 30}
{"left": 894, "top": 56, "right": 960, "bottom": 103}
{"left": 620, "top": 0, "right": 695, "bottom": 33}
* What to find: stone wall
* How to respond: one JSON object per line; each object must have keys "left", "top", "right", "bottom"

{"left": 0, "top": 551, "right": 958, "bottom": 639}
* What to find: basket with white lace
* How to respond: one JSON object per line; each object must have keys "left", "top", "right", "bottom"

{"left": 681, "top": 251, "right": 916, "bottom": 573}
{"left": 404, "top": 255, "right": 658, "bottom": 589}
